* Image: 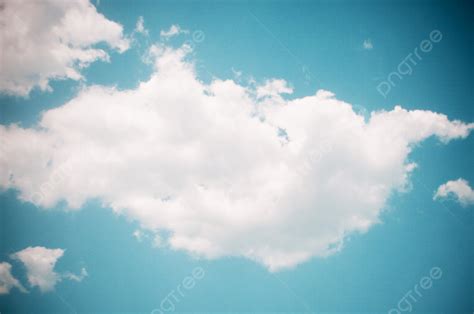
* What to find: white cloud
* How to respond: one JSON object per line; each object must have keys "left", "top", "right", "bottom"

{"left": 231, "top": 68, "right": 243, "bottom": 81}
{"left": 63, "top": 267, "right": 88, "bottom": 282}
{"left": 11, "top": 247, "right": 64, "bottom": 292}
{"left": 256, "top": 79, "right": 293, "bottom": 99}
{"left": 0, "top": 0, "right": 129, "bottom": 96}
{"left": 135, "top": 16, "right": 148, "bottom": 36}
{"left": 434, "top": 178, "right": 474, "bottom": 206}
{"left": 133, "top": 229, "right": 144, "bottom": 241}
{"left": 363, "top": 39, "right": 373, "bottom": 50}
{"left": 160, "top": 24, "right": 188, "bottom": 39}
{"left": 0, "top": 262, "right": 28, "bottom": 294}
{"left": 1, "top": 45, "right": 473, "bottom": 271}
{"left": 10, "top": 246, "right": 86, "bottom": 292}
{"left": 153, "top": 235, "right": 164, "bottom": 248}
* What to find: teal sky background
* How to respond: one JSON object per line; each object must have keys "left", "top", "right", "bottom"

{"left": 1, "top": 0, "right": 473, "bottom": 312}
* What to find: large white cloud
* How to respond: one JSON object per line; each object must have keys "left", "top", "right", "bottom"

{"left": 0, "top": 262, "right": 27, "bottom": 294}
{"left": 0, "top": 0, "right": 129, "bottom": 96}
{"left": 434, "top": 178, "right": 474, "bottom": 206}
{"left": 1, "top": 44, "right": 473, "bottom": 271}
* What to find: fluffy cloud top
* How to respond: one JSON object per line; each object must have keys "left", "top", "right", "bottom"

{"left": 434, "top": 178, "right": 474, "bottom": 206}
{"left": 0, "top": 0, "right": 129, "bottom": 96}
{"left": 0, "top": 262, "right": 27, "bottom": 294}
{"left": 1, "top": 44, "right": 472, "bottom": 271}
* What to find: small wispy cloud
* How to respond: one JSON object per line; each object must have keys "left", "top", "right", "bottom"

{"left": 160, "top": 24, "right": 189, "bottom": 39}
{"left": 434, "top": 178, "right": 474, "bottom": 206}
{"left": 231, "top": 67, "right": 242, "bottom": 80}
{"left": 135, "top": 16, "right": 149, "bottom": 36}
{"left": 63, "top": 268, "right": 88, "bottom": 282}
{"left": 363, "top": 39, "right": 373, "bottom": 50}
{"left": 133, "top": 229, "right": 146, "bottom": 242}
{"left": 0, "top": 262, "right": 28, "bottom": 294}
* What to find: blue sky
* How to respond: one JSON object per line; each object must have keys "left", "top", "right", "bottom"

{"left": 0, "top": 0, "right": 473, "bottom": 313}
